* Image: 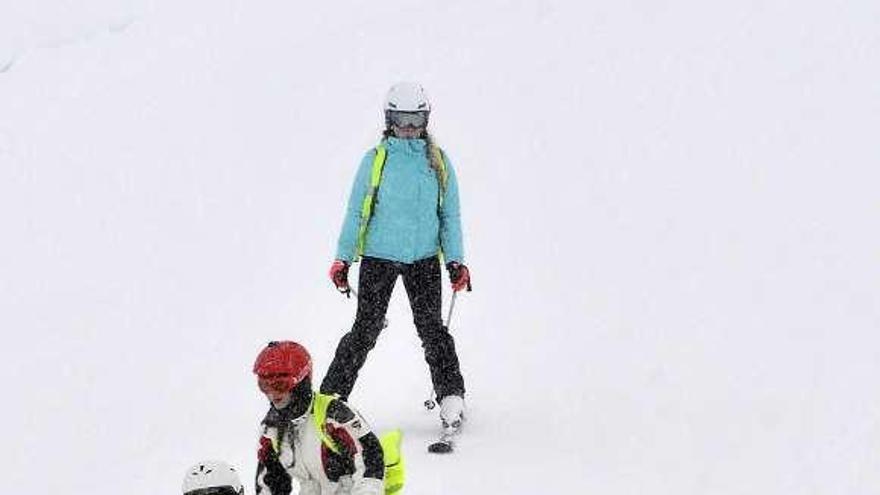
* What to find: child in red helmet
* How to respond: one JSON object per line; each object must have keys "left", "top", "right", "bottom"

{"left": 253, "top": 341, "right": 401, "bottom": 495}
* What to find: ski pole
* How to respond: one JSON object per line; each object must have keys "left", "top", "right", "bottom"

{"left": 445, "top": 291, "right": 459, "bottom": 330}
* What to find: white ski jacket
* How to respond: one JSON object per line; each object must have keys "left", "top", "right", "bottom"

{"left": 256, "top": 397, "right": 384, "bottom": 495}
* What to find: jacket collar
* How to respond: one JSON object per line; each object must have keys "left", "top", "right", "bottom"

{"left": 384, "top": 136, "right": 427, "bottom": 154}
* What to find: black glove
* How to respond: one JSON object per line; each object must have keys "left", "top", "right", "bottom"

{"left": 263, "top": 459, "right": 291, "bottom": 495}
{"left": 259, "top": 437, "right": 292, "bottom": 495}
{"left": 446, "top": 262, "right": 472, "bottom": 292}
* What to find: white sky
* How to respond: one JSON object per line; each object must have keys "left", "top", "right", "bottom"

{"left": 1, "top": 1, "right": 879, "bottom": 494}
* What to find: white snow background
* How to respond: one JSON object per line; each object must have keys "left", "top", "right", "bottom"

{"left": 1, "top": 1, "right": 879, "bottom": 493}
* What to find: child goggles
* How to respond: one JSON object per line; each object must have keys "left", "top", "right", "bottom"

{"left": 257, "top": 374, "right": 296, "bottom": 394}
{"left": 387, "top": 110, "right": 429, "bottom": 128}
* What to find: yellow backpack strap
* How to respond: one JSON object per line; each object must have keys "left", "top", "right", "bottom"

{"left": 357, "top": 144, "right": 388, "bottom": 259}
{"left": 312, "top": 392, "right": 343, "bottom": 455}
{"left": 432, "top": 146, "right": 448, "bottom": 262}
{"left": 431, "top": 146, "right": 448, "bottom": 204}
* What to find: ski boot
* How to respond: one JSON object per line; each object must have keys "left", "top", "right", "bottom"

{"left": 439, "top": 395, "right": 465, "bottom": 435}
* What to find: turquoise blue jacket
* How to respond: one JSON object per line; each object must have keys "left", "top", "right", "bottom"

{"left": 335, "top": 137, "right": 465, "bottom": 264}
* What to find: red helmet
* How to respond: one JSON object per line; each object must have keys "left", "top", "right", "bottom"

{"left": 253, "top": 341, "right": 312, "bottom": 393}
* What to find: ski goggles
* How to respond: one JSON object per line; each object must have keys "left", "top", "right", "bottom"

{"left": 257, "top": 374, "right": 296, "bottom": 394}
{"left": 387, "top": 110, "right": 429, "bottom": 128}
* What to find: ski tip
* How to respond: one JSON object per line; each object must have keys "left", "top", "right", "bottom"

{"left": 427, "top": 441, "right": 454, "bottom": 454}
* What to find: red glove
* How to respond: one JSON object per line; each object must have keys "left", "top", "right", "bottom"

{"left": 258, "top": 436, "right": 276, "bottom": 462}
{"left": 446, "top": 262, "right": 472, "bottom": 292}
{"left": 329, "top": 260, "right": 351, "bottom": 296}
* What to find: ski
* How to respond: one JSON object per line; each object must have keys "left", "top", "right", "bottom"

{"left": 427, "top": 432, "right": 455, "bottom": 454}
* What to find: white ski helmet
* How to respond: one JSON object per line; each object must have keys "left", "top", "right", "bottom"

{"left": 182, "top": 461, "right": 244, "bottom": 495}
{"left": 384, "top": 82, "right": 431, "bottom": 113}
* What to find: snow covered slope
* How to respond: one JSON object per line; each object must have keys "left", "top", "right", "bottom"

{"left": 2, "top": 1, "right": 879, "bottom": 493}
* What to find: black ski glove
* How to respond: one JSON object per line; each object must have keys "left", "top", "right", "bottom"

{"left": 263, "top": 460, "right": 291, "bottom": 495}
{"left": 259, "top": 437, "right": 292, "bottom": 495}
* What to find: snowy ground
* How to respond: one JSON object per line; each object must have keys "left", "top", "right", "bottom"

{"left": 2, "top": 1, "right": 879, "bottom": 494}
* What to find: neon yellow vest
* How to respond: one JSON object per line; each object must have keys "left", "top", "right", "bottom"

{"left": 312, "top": 393, "right": 404, "bottom": 494}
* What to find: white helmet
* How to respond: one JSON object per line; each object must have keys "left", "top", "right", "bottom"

{"left": 182, "top": 461, "right": 244, "bottom": 495}
{"left": 384, "top": 82, "right": 431, "bottom": 112}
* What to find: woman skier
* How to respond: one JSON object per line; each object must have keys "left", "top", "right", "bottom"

{"left": 322, "top": 82, "right": 471, "bottom": 436}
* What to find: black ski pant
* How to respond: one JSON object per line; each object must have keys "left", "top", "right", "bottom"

{"left": 320, "top": 255, "right": 466, "bottom": 401}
